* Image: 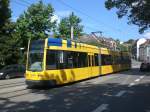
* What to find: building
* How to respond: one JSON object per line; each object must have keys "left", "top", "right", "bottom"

{"left": 139, "top": 40, "right": 150, "bottom": 62}
{"left": 139, "top": 44, "right": 146, "bottom": 61}
{"left": 132, "top": 38, "right": 147, "bottom": 60}
{"left": 79, "top": 34, "right": 117, "bottom": 50}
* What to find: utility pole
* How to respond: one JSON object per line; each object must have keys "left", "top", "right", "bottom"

{"left": 71, "top": 26, "right": 74, "bottom": 40}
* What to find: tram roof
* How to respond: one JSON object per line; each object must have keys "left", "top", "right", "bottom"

{"left": 47, "top": 37, "right": 99, "bottom": 49}
{"left": 47, "top": 37, "right": 130, "bottom": 55}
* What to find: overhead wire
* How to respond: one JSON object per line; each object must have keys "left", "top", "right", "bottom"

{"left": 16, "top": 0, "right": 105, "bottom": 33}
{"left": 12, "top": 0, "right": 113, "bottom": 35}
{"left": 12, "top": 0, "right": 29, "bottom": 7}
{"left": 57, "top": 0, "right": 127, "bottom": 36}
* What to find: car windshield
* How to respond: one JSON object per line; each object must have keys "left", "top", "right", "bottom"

{"left": 27, "top": 40, "right": 45, "bottom": 71}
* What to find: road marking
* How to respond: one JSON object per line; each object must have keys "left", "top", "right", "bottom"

{"left": 80, "top": 75, "right": 119, "bottom": 85}
{"left": 140, "top": 76, "right": 144, "bottom": 79}
{"left": 92, "top": 104, "right": 109, "bottom": 112}
{"left": 135, "top": 79, "right": 140, "bottom": 82}
{"left": 115, "top": 90, "right": 126, "bottom": 97}
{"left": 128, "top": 83, "right": 135, "bottom": 87}
{"left": 121, "top": 75, "right": 131, "bottom": 85}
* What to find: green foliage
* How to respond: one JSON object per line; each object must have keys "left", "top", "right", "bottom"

{"left": 115, "top": 39, "right": 129, "bottom": 51}
{"left": 124, "top": 39, "right": 135, "bottom": 52}
{"left": 124, "top": 39, "right": 135, "bottom": 44}
{"left": 16, "top": 1, "right": 56, "bottom": 48}
{"left": 0, "top": 0, "right": 11, "bottom": 29}
{"left": 105, "top": 0, "right": 150, "bottom": 33}
{"left": 119, "top": 44, "right": 128, "bottom": 52}
{"left": 0, "top": 0, "right": 19, "bottom": 68}
{"left": 58, "top": 12, "right": 83, "bottom": 39}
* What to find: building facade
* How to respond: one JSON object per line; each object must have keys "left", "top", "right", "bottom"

{"left": 132, "top": 38, "right": 147, "bottom": 60}
{"left": 139, "top": 40, "right": 150, "bottom": 62}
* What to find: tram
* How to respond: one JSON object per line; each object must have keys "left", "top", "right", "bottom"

{"left": 25, "top": 38, "right": 131, "bottom": 86}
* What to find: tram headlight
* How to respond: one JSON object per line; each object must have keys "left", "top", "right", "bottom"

{"left": 0, "top": 73, "right": 4, "bottom": 75}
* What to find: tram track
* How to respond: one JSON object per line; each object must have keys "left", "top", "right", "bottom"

{"left": 0, "top": 69, "right": 143, "bottom": 100}
{"left": 0, "top": 86, "right": 48, "bottom": 99}
{"left": 0, "top": 78, "right": 30, "bottom": 99}
{"left": 0, "top": 78, "right": 25, "bottom": 86}
{"left": 0, "top": 82, "right": 25, "bottom": 89}
{"left": 0, "top": 81, "right": 25, "bottom": 86}
{"left": 0, "top": 78, "right": 48, "bottom": 99}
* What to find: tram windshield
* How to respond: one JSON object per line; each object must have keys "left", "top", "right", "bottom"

{"left": 27, "top": 40, "right": 45, "bottom": 71}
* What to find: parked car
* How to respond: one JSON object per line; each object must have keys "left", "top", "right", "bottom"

{"left": 147, "top": 63, "right": 150, "bottom": 72}
{"left": 140, "top": 62, "right": 150, "bottom": 72}
{"left": 0, "top": 64, "right": 25, "bottom": 79}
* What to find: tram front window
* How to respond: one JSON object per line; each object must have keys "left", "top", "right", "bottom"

{"left": 27, "top": 40, "right": 45, "bottom": 71}
{"left": 28, "top": 52, "right": 43, "bottom": 71}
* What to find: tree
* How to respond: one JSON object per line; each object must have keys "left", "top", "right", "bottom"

{"left": 124, "top": 39, "right": 135, "bottom": 44}
{"left": 124, "top": 39, "right": 135, "bottom": 53}
{"left": 0, "top": 0, "right": 11, "bottom": 44}
{"left": 16, "top": 1, "right": 56, "bottom": 49}
{"left": 58, "top": 12, "right": 83, "bottom": 39}
{"left": 115, "top": 39, "right": 128, "bottom": 51}
{"left": 105, "top": 0, "right": 150, "bottom": 33}
{"left": 0, "top": 0, "right": 19, "bottom": 68}
{"left": 0, "top": 0, "right": 11, "bottom": 29}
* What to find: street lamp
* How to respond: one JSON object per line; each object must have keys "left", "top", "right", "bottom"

{"left": 20, "top": 48, "right": 25, "bottom": 50}
{"left": 19, "top": 47, "right": 25, "bottom": 64}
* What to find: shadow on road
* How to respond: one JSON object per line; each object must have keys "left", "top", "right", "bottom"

{"left": 1, "top": 76, "right": 150, "bottom": 112}
{"left": 119, "top": 67, "right": 150, "bottom": 76}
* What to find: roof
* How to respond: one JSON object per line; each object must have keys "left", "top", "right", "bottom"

{"left": 139, "top": 39, "right": 150, "bottom": 48}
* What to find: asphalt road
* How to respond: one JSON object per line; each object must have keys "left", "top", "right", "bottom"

{"left": 0, "top": 64, "right": 150, "bottom": 112}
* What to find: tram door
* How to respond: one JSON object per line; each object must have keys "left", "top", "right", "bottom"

{"left": 88, "top": 53, "right": 94, "bottom": 77}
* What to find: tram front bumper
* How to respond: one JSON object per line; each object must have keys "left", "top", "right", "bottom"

{"left": 26, "top": 79, "right": 56, "bottom": 87}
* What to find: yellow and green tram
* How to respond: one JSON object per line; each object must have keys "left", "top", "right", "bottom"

{"left": 25, "top": 38, "right": 131, "bottom": 86}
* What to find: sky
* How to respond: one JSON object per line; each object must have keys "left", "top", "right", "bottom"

{"left": 10, "top": 0, "right": 150, "bottom": 42}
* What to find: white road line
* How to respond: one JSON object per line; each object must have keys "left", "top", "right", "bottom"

{"left": 92, "top": 104, "right": 109, "bottom": 112}
{"left": 140, "top": 76, "right": 144, "bottom": 79}
{"left": 121, "top": 75, "right": 131, "bottom": 85}
{"left": 128, "top": 83, "right": 135, "bottom": 87}
{"left": 115, "top": 90, "right": 126, "bottom": 97}
{"left": 135, "top": 79, "right": 140, "bottom": 82}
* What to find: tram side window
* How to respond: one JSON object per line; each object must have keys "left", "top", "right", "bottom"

{"left": 112, "top": 56, "right": 116, "bottom": 64}
{"left": 101, "top": 55, "right": 112, "bottom": 65}
{"left": 123, "top": 55, "right": 128, "bottom": 64}
{"left": 84, "top": 53, "right": 88, "bottom": 67}
{"left": 88, "top": 55, "right": 91, "bottom": 66}
{"left": 57, "top": 51, "right": 67, "bottom": 69}
{"left": 72, "top": 52, "right": 78, "bottom": 68}
{"left": 46, "top": 50, "right": 88, "bottom": 69}
{"left": 116, "top": 56, "right": 120, "bottom": 64}
{"left": 124, "top": 56, "right": 131, "bottom": 64}
{"left": 78, "top": 52, "right": 88, "bottom": 67}
{"left": 46, "top": 50, "right": 57, "bottom": 70}
{"left": 113, "top": 56, "right": 122, "bottom": 64}
{"left": 94, "top": 54, "right": 99, "bottom": 66}
{"left": 66, "top": 52, "right": 88, "bottom": 68}
{"left": 66, "top": 52, "right": 74, "bottom": 68}
{"left": 92, "top": 56, "right": 95, "bottom": 66}
{"left": 121, "top": 55, "right": 125, "bottom": 64}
